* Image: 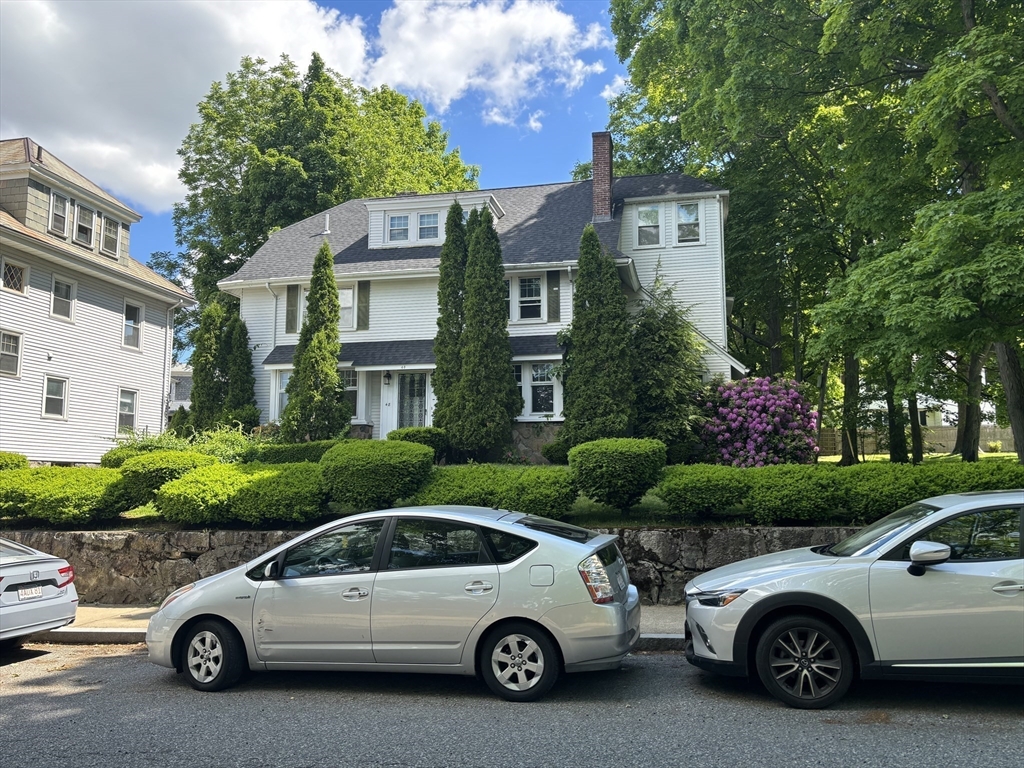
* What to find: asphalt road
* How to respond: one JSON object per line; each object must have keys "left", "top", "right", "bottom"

{"left": 2, "top": 643, "right": 1022, "bottom": 768}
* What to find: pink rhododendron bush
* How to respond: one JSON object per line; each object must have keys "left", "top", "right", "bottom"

{"left": 703, "top": 377, "right": 818, "bottom": 467}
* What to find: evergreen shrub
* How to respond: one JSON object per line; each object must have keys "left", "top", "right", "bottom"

{"left": 231, "top": 463, "right": 327, "bottom": 524}
{"left": 320, "top": 440, "right": 433, "bottom": 510}
{"left": 156, "top": 464, "right": 255, "bottom": 524}
{"left": 411, "top": 464, "right": 576, "bottom": 518}
{"left": 248, "top": 440, "right": 342, "bottom": 465}
{"left": 746, "top": 464, "right": 848, "bottom": 525}
{"left": 569, "top": 438, "right": 667, "bottom": 510}
{"left": 0, "top": 467, "right": 122, "bottom": 524}
{"left": 656, "top": 464, "right": 752, "bottom": 522}
{"left": 0, "top": 451, "right": 29, "bottom": 471}
{"left": 540, "top": 442, "right": 569, "bottom": 465}
{"left": 387, "top": 427, "right": 449, "bottom": 463}
{"left": 119, "top": 451, "right": 220, "bottom": 508}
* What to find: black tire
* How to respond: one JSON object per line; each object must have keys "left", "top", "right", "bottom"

{"left": 480, "top": 622, "right": 560, "bottom": 702}
{"left": 0, "top": 636, "right": 25, "bottom": 655}
{"left": 755, "top": 615, "right": 854, "bottom": 709}
{"left": 180, "top": 619, "right": 247, "bottom": 692}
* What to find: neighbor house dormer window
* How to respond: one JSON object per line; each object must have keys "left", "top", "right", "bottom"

{"left": 389, "top": 215, "right": 409, "bottom": 242}
{"left": 49, "top": 193, "right": 69, "bottom": 236}
{"left": 74, "top": 204, "right": 95, "bottom": 247}
{"left": 636, "top": 204, "right": 661, "bottom": 246}
{"left": 101, "top": 217, "right": 120, "bottom": 256}
{"left": 518, "top": 277, "right": 542, "bottom": 319}
{"left": 339, "top": 285, "right": 355, "bottom": 329}
{"left": 418, "top": 213, "right": 438, "bottom": 239}
{"left": 676, "top": 202, "right": 701, "bottom": 244}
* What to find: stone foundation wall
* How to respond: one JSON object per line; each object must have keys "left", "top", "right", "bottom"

{"left": 6, "top": 525, "right": 857, "bottom": 606}
{"left": 511, "top": 421, "right": 561, "bottom": 463}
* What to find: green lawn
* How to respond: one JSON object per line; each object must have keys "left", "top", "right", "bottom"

{"left": 817, "top": 452, "right": 1018, "bottom": 464}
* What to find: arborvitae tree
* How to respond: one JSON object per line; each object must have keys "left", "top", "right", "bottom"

{"left": 189, "top": 301, "right": 228, "bottom": 431}
{"left": 450, "top": 208, "right": 523, "bottom": 459}
{"left": 560, "top": 224, "right": 633, "bottom": 446}
{"left": 432, "top": 201, "right": 468, "bottom": 435}
{"left": 222, "top": 312, "right": 261, "bottom": 430}
{"left": 168, "top": 405, "right": 190, "bottom": 436}
{"left": 280, "top": 240, "right": 351, "bottom": 441}
{"left": 632, "top": 268, "right": 706, "bottom": 459}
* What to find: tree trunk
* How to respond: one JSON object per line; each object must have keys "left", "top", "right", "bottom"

{"left": 994, "top": 341, "right": 1024, "bottom": 464}
{"left": 767, "top": 301, "right": 783, "bottom": 376}
{"left": 951, "top": 352, "right": 966, "bottom": 455}
{"left": 884, "top": 370, "right": 909, "bottom": 463}
{"left": 839, "top": 355, "right": 860, "bottom": 466}
{"left": 961, "top": 351, "right": 985, "bottom": 462}
{"left": 792, "top": 279, "right": 803, "bottom": 382}
{"left": 816, "top": 359, "right": 829, "bottom": 458}
{"left": 908, "top": 393, "right": 924, "bottom": 464}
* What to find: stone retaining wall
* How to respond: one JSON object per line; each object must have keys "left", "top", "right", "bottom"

{"left": 7, "top": 526, "right": 858, "bottom": 606}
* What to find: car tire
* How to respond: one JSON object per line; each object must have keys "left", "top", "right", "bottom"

{"left": 0, "top": 636, "right": 25, "bottom": 654}
{"left": 480, "top": 622, "right": 560, "bottom": 702}
{"left": 180, "top": 620, "right": 247, "bottom": 692}
{"left": 755, "top": 615, "right": 854, "bottom": 709}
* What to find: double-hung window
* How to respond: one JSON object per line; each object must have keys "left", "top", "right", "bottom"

{"left": 118, "top": 389, "right": 137, "bottom": 431}
{"left": 636, "top": 204, "right": 661, "bottom": 246}
{"left": 518, "top": 277, "right": 542, "bottom": 320}
{"left": 0, "top": 331, "right": 22, "bottom": 376}
{"left": 530, "top": 364, "right": 555, "bottom": 414}
{"left": 676, "top": 202, "right": 700, "bottom": 243}
{"left": 277, "top": 371, "right": 291, "bottom": 419}
{"left": 101, "top": 217, "right": 120, "bottom": 256}
{"left": 74, "top": 204, "right": 95, "bottom": 247}
{"left": 341, "top": 369, "right": 358, "bottom": 414}
{"left": 389, "top": 215, "right": 409, "bottom": 242}
{"left": 51, "top": 276, "right": 75, "bottom": 320}
{"left": 43, "top": 376, "right": 68, "bottom": 419}
{"left": 418, "top": 213, "right": 438, "bottom": 239}
{"left": 124, "top": 302, "right": 143, "bottom": 348}
{"left": 50, "top": 193, "right": 69, "bottom": 235}
{"left": 339, "top": 286, "right": 355, "bottom": 329}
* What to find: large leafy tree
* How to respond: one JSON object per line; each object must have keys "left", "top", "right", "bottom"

{"left": 280, "top": 241, "right": 351, "bottom": 442}
{"left": 449, "top": 208, "right": 522, "bottom": 459}
{"left": 559, "top": 225, "right": 634, "bottom": 447}
{"left": 431, "top": 201, "right": 468, "bottom": 437}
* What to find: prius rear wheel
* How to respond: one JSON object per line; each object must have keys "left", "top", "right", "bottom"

{"left": 480, "top": 622, "right": 559, "bottom": 702}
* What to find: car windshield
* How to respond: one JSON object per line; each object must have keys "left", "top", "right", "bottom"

{"left": 830, "top": 502, "right": 939, "bottom": 557}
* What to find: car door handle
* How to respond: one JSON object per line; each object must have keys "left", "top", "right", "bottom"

{"left": 342, "top": 587, "right": 370, "bottom": 600}
{"left": 464, "top": 581, "right": 493, "bottom": 595}
{"left": 991, "top": 584, "right": 1024, "bottom": 594}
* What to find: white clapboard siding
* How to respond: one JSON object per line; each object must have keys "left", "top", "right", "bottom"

{"left": 0, "top": 251, "right": 173, "bottom": 463}
{"left": 237, "top": 287, "right": 278, "bottom": 424}
{"left": 368, "top": 211, "right": 385, "bottom": 249}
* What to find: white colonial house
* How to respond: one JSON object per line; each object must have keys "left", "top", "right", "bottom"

{"left": 217, "top": 133, "right": 744, "bottom": 454}
{"left": 0, "top": 138, "right": 194, "bottom": 464}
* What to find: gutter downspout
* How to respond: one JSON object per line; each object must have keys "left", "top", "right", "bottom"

{"left": 265, "top": 283, "right": 280, "bottom": 349}
{"left": 164, "top": 299, "right": 186, "bottom": 430}
{"left": 265, "top": 284, "right": 281, "bottom": 421}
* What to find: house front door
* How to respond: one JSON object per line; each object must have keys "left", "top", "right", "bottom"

{"left": 380, "top": 371, "right": 432, "bottom": 437}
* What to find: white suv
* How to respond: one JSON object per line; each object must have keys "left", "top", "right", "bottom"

{"left": 684, "top": 490, "right": 1024, "bottom": 708}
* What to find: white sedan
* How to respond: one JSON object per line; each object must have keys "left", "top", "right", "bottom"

{"left": 685, "top": 490, "right": 1024, "bottom": 708}
{"left": 0, "top": 538, "right": 78, "bottom": 651}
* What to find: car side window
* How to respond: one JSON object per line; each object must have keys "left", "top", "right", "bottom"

{"left": 281, "top": 519, "right": 384, "bottom": 577}
{"left": 481, "top": 528, "right": 538, "bottom": 563}
{"left": 894, "top": 507, "right": 1021, "bottom": 561}
{"left": 388, "top": 519, "right": 487, "bottom": 570}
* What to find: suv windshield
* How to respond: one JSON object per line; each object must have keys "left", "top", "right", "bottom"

{"left": 830, "top": 502, "right": 939, "bottom": 557}
{"left": 514, "top": 516, "right": 600, "bottom": 543}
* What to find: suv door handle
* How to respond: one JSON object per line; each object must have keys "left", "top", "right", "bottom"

{"left": 342, "top": 587, "right": 370, "bottom": 600}
{"left": 465, "top": 581, "right": 493, "bottom": 595}
{"left": 992, "top": 584, "right": 1024, "bottom": 594}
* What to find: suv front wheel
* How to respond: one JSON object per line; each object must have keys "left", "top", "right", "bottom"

{"left": 754, "top": 615, "right": 853, "bottom": 709}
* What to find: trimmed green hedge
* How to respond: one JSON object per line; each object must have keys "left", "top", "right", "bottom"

{"left": 0, "top": 467, "right": 123, "bottom": 524}
{"left": 541, "top": 442, "right": 569, "bottom": 465}
{"left": 747, "top": 465, "right": 848, "bottom": 525}
{"left": 655, "top": 464, "right": 752, "bottom": 522}
{"left": 386, "top": 427, "right": 449, "bottom": 463}
{"left": 100, "top": 446, "right": 149, "bottom": 468}
{"left": 246, "top": 440, "right": 343, "bottom": 465}
{"left": 119, "top": 451, "right": 220, "bottom": 509}
{"left": 0, "top": 451, "right": 29, "bottom": 471}
{"left": 156, "top": 464, "right": 254, "bottom": 524}
{"left": 411, "top": 464, "right": 576, "bottom": 518}
{"left": 321, "top": 440, "right": 434, "bottom": 510}
{"left": 569, "top": 438, "right": 667, "bottom": 510}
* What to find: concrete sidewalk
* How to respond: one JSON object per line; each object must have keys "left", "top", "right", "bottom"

{"left": 38, "top": 603, "right": 687, "bottom": 651}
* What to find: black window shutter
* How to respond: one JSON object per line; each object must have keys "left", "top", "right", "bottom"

{"left": 546, "top": 270, "right": 561, "bottom": 323}
{"left": 357, "top": 281, "right": 370, "bottom": 330}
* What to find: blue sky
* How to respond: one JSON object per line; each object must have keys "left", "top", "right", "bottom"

{"left": 0, "top": 0, "right": 627, "bottom": 268}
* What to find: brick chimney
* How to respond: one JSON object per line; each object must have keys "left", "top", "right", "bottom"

{"left": 591, "top": 131, "right": 613, "bottom": 222}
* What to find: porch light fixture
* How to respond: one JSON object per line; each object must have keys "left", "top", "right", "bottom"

{"left": 383, "top": 371, "right": 392, "bottom": 386}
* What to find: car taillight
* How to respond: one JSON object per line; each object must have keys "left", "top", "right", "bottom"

{"left": 57, "top": 565, "right": 75, "bottom": 588}
{"left": 578, "top": 554, "right": 615, "bottom": 604}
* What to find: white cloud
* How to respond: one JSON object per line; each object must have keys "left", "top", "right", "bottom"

{"left": 527, "top": 111, "right": 545, "bottom": 132}
{"left": 0, "top": 0, "right": 609, "bottom": 214}
{"left": 601, "top": 74, "right": 628, "bottom": 101}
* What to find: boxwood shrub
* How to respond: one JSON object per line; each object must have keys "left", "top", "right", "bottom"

{"left": 569, "top": 438, "right": 667, "bottom": 511}
{"left": 0, "top": 467, "right": 123, "bottom": 524}
{"left": 100, "top": 445, "right": 149, "bottom": 468}
{"left": 247, "top": 440, "right": 343, "bottom": 465}
{"left": 119, "top": 450, "right": 220, "bottom": 509}
{"left": 655, "top": 464, "right": 752, "bottom": 522}
{"left": 0, "top": 451, "right": 29, "bottom": 471}
{"left": 386, "top": 427, "right": 449, "bottom": 463}
{"left": 156, "top": 464, "right": 257, "bottom": 524}
{"left": 746, "top": 464, "right": 849, "bottom": 525}
{"left": 231, "top": 463, "right": 327, "bottom": 525}
{"left": 321, "top": 440, "right": 434, "bottom": 510}
{"left": 540, "top": 442, "right": 569, "bottom": 465}
{"left": 410, "top": 464, "right": 576, "bottom": 518}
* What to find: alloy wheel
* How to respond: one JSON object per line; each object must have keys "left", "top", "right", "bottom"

{"left": 187, "top": 630, "right": 224, "bottom": 684}
{"left": 767, "top": 627, "right": 843, "bottom": 701}
{"left": 491, "top": 633, "right": 546, "bottom": 692}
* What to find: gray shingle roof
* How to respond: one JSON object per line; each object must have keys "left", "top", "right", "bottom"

{"left": 223, "top": 173, "right": 724, "bottom": 284}
{"left": 262, "top": 335, "right": 563, "bottom": 367}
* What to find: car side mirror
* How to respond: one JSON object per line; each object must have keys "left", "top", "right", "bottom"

{"left": 264, "top": 560, "right": 280, "bottom": 580}
{"left": 907, "top": 540, "right": 951, "bottom": 576}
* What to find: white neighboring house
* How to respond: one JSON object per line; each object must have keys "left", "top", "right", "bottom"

{"left": 167, "top": 365, "right": 193, "bottom": 423}
{"left": 217, "top": 133, "right": 745, "bottom": 444}
{"left": 0, "top": 138, "right": 195, "bottom": 464}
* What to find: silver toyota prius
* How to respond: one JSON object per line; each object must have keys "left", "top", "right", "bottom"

{"left": 147, "top": 506, "right": 640, "bottom": 701}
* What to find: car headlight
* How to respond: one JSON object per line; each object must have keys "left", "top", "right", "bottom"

{"left": 159, "top": 583, "right": 194, "bottom": 611}
{"left": 694, "top": 589, "right": 746, "bottom": 607}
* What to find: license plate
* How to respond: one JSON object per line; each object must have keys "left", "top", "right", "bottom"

{"left": 18, "top": 586, "right": 43, "bottom": 601}
{"left": 616, "top": 571, "right": 626, "bottom": 591}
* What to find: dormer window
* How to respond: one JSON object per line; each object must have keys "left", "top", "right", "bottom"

{"left": 676, "top": 202, "right": 701, "bottom": 243}
{"left": 101, "top": 217, "right": 120, "bottom": 256}
{"left": 418, "top": 213, "right": 438, "bottom": 239}
{"left": 49, "top": 193, "right": 68, "bottom": 236}
{"left": 389, "top": 215, "right": 409, "bottom": 242}
{"left": 74, "top": 204, "right": 95, "bottom": 247}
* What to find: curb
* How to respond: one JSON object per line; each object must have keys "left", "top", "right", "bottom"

{"left": 37, "top": 628, "right": 686, "bottom": 651}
